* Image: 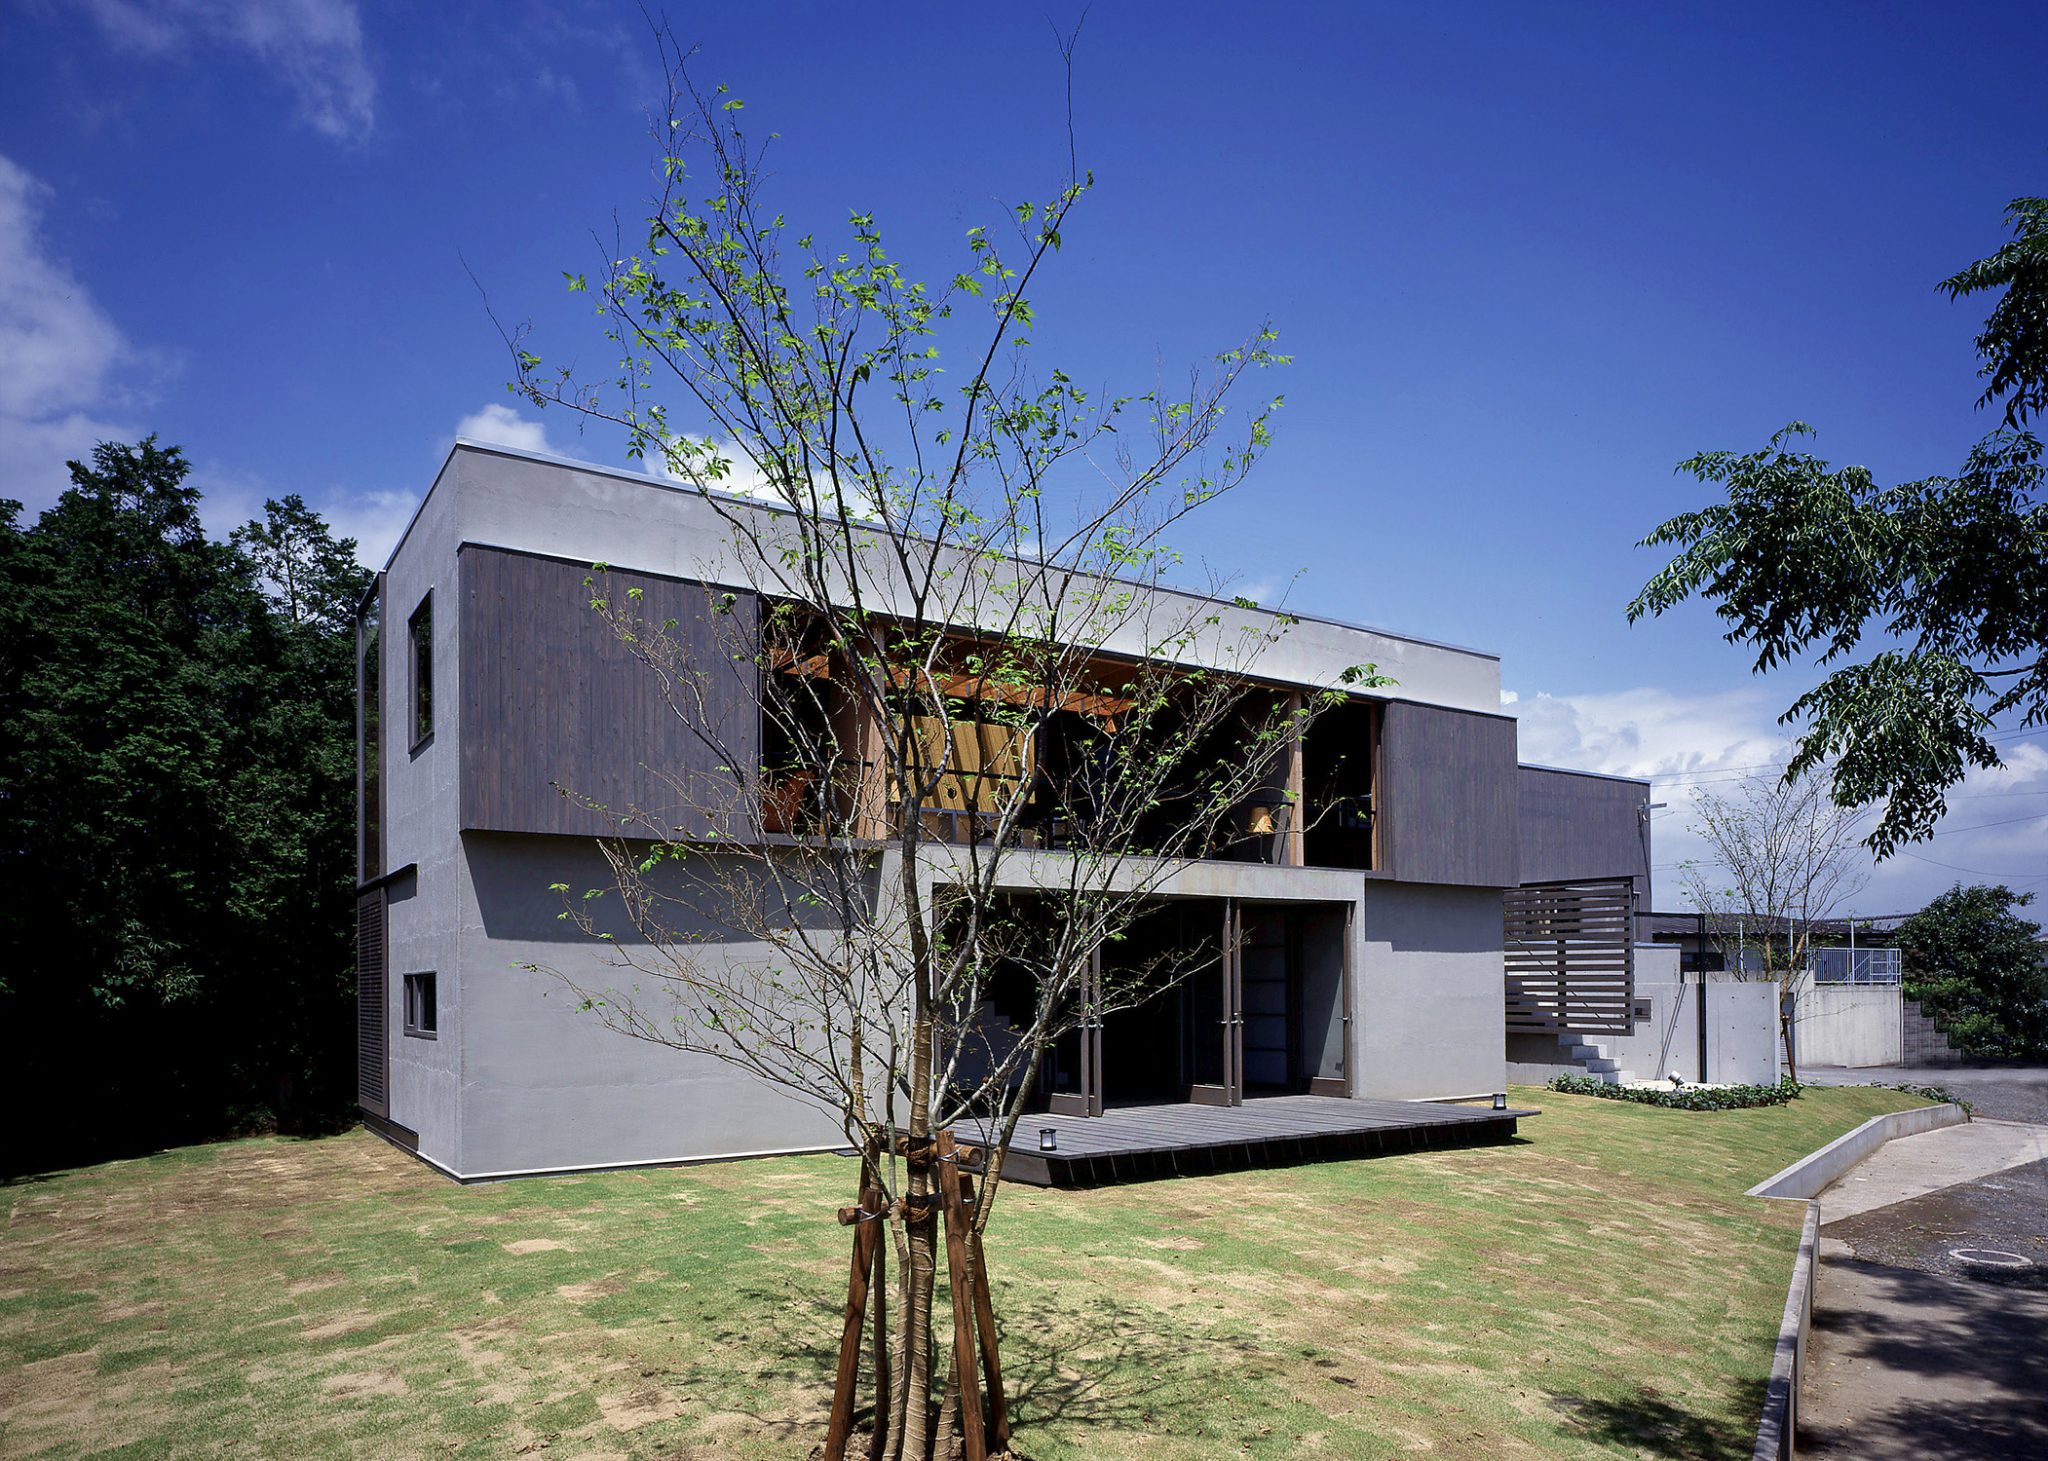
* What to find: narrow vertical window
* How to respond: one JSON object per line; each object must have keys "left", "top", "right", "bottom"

{"left": 403, "top": 972, "right": 438, "bottom": 1038}
{"left": 357, "top": 579, "right": 383, "bottom": 880}
{"left": 409, "top": 592, "right": 433, "bottom": 748}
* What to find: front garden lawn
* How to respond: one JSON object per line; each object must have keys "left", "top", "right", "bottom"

{"left": 0, "top": 1084, "right": 1929, "bottom": 1460}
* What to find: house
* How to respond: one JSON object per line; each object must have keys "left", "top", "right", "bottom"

{"left": 354, "top": 440, "right": 1654, "bottom": 1180}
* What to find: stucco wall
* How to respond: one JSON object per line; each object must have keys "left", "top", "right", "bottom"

{"left": 1790, "top": 976, "right": 1902, "bottom": 1069}
{"left": 452, "top": 833, "right": 842, "bottom": 1178}
{"left": 1355, "top": 882, "right": 1506, "bottom": 1099}
{"left": 379, "top": 456, "right": 464, "bottom": 1167}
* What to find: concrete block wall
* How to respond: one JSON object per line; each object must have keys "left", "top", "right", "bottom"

{"left": 1901, "top": 998, "right": 1965, "bottom": 1065}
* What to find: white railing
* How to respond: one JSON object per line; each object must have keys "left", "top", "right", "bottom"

{"left": 1809, "top": 947, "right": 1902, "bottom": 985}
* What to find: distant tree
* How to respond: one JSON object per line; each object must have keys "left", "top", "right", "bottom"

{"left": 1630, "top": 196, "right": 2048, "bottom": 855}
{"left": 0, "top": 441, "right": 368, "bottom": 1170}
{"left": 1679, "top": 768, "right": 1868, "bottom": 1079}
{"left": 1897, "top": 883, "right": 2047, "bottom": 1059}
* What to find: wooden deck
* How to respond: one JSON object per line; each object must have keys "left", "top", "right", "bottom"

{"left": 997, "top": 1094, "right": 1536, "bottom": 1188}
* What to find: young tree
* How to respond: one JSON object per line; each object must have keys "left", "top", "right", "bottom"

{"left": 1897, "top": 883, "right": 2047, "bottom": 1059}
{"left": 1678, "top": 769, "right": 1868, "bottom": 1079}
{"left": 505, "top": 41, "right": 1378, "bottom": 1461}
{"left": 1629, "top": 195, "right": 2048, "bottom": 856}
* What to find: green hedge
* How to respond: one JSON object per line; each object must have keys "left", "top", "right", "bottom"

{"left": 1547, "top": 1073, "right": 1805, "bottom": 1110}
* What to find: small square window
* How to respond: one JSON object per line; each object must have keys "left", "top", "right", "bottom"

{"left": 408, "top": 592, "right": 434, "bottom": 748}
{"left": 403, "top": 972, "right": 437, "bottom": 1039}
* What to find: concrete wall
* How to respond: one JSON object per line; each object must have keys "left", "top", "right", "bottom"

{"left": 1507, "top": 950, "right": 1781, "bottom": 1087}
{"left": 1790, "top": 976, "right": 1902, "bottom": 1069}
{"left": 1356, "top": 882, "right": 1506, "bottom": 1099}
{"left": 1708, "top": 978, "right": 1781, "bottom": 1085}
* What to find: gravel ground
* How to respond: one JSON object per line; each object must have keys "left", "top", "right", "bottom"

{"left": 1802, "top": 1064, "right": 2048, "bottom": 1125}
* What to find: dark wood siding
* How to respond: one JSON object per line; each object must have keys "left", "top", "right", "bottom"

{"left": 459, "top": 545, "right": 761, "bottom": 838}
{"left": 1517, "top": 765, "right": 1650, "bottom": 898}
{"left": 356, "top": 889, "right": 388, "bottom": 1118}
{"left": 1376, "top": 701, "right": 1520, "bottom": 887}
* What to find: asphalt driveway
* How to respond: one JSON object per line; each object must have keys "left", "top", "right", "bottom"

{"left": 1802, "top": 1063, "right": 2048, "bottom": 1125}
{"left": 1799, "top": 1118, "right": 2048, "bottom": 1460}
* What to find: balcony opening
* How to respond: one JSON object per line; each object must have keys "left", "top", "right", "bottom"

{"left": 1303, "top": 699, "right": 1377, "bottom": 870}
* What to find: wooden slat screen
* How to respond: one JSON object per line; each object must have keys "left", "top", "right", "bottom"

{"left": 1504, "top": 878, "right": 1636, "bottom": 1035}
{"left": 356, "top": 889, "right": 389, "bottom": 1117}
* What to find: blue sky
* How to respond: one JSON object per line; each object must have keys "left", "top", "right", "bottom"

{"left": 3, "top": 0, "right": 2044, "bottom": 915}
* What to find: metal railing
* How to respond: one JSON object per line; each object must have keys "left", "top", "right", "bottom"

{"left": 1809, "top": 947, "right": 1902, "bottom": 985}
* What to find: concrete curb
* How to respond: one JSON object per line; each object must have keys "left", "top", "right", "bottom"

{"left": 1746, "top": 1101, "right": 1969, "bottom": 1460}
{"left": 1746, "top": 1101, "right": 1970, "bottom": 1201}
{"left": 1752, "top": 1201, "right": 1819, "bottom": 1461}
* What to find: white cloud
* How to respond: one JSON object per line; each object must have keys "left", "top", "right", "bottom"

{"left": 81, "top": 0, "right": 376, "bottom": 142}
{"left": 0, "top": 155, "right": 143, "bottom": 510}
{"left": 1505, "top": 682, "right": 2048, "bottom": 919}
{"left": 1510, "top": 683, "right": 1787, "bottom": 783}
{"left": 454, "top": 402, "right": 554, "bottom": 455}
{"left": 651, "top": 432, "right": 776, "bottom": 499}
{"left": 320, "top": 485, "right": 417, "bottom": 568}
{"left": 193, "top": 464, "right": 416, "bottom": 571}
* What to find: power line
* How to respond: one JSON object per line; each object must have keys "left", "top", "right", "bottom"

{"left": 1928, "top": 810, "right": 2048, "bottom": 837}
{"left": 1897, "top": 847, "right": 2048, "bottom": 884}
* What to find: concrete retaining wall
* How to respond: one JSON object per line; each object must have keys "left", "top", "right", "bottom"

{"left": 1790, "top": 978, "right": 1901, "bottom": 1069}
{"left": 1746, "top": 1101, "right": 1970, "bottom": 1201}
{"left": 1752, "top": 1202, "right": 1819, "bottom": 1461}
{"left": 1748, "top": 1100, "right": 1970, "bottom": 1458}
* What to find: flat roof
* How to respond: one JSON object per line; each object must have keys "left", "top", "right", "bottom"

{"left": 410, "top": 437, "right": 1502, "bottom": 664}
{"left": 1517, "top": 761, "right": 1652, "bottom": 787}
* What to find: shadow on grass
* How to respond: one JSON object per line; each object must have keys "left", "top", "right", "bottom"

{"left": 704, "top": 1268, "right": 1276, "bottom": 1455}
{"left": 1549, "top": 1384, "right": 1765, "bottom": 1461}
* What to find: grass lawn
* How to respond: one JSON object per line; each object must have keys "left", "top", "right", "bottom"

{"left": 0, "top": 1085, "right": 1928, "bottom": 1460}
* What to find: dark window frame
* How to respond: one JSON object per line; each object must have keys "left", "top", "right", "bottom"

{"left": 402, "top": 971, "right": 438, "bottom": 1039}
{"left": 408, "top": 591, "right": 434, "bottom": 750}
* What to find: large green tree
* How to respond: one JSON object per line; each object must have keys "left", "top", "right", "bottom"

{"left": 1629, "top": 196, "right": 2048, "bottom": 854}
{"left": 0, "top": 440, "right": 368, "bottom": 1171}
{"left": 1897, "top": 883, "right": 2047, "bottom": 1058}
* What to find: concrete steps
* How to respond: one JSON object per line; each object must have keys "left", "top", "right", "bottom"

{"left": 1560, "top": 1033, "right": 1636, "bottom": 1086}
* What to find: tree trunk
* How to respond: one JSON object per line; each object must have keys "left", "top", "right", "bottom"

{"left": 891, "top": 1203, "right": 939, "bottom": 1461}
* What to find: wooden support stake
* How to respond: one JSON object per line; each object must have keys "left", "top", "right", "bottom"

{"left": 821, "top": 1183, "right": 883, "bottom": 1461}
{"left": 866, "top": 1194, "right": 890, "bottom": 1461}
{"left": 960, "top": 1175, "right": 1010, "bottom": 1453}
{"left": 893, "top": 1134, "right": 987, "bottom": 1169}
{"left": 935, "top": 1131, "right": 988, "bottom": 1461}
